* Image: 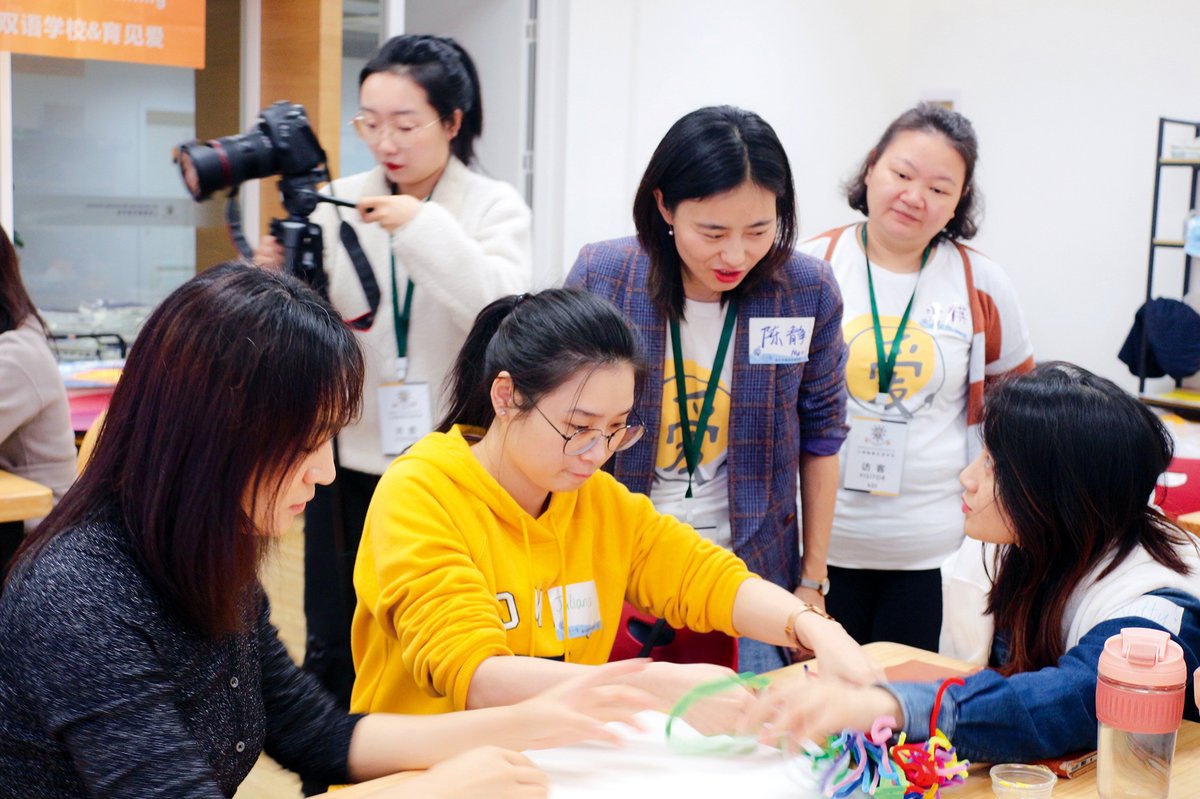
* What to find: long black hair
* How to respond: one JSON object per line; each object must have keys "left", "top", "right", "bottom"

{"left": 844, "top": 102, "right": 982, "bottom": 244}
{"left": 0, "top": 226, "right": 44, "bottom": 335}
{"left": 439, "top": 288, "right": 645, "bottom": 431}
{"left": 361, "top": 34, "right": 483, "bottom": 165}
{"left": 11, "top": 263, "right": 364, "bottom": 636}
{"left": 632, "top": 105, "right": 798, "bottom": 323}
{"left": 982, "top": 362, "right": 1194, "bottom": 674}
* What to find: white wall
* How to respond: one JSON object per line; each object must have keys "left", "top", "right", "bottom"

{"left": 405, "top": 0, "right": 528, "bottom": 193}
{"left": 905, "top": 0, "right": 1200, "bottom": 390}
{"left": 551, "top": 0, "right": 1200, "bottom": 389}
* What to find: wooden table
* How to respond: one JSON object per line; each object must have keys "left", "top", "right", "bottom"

{"left": 318, "top": 641, "right": 1200, "bottom": 798}
{"left": 0, "top": 469, "right": 52, "bottom": 524}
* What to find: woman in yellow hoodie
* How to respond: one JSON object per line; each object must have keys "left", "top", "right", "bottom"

{"left": 351, "top": 288, "right": 876, "bottom": 725}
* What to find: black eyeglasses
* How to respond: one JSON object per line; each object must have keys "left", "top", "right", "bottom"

{"left": 532, "top": 405, "right": 645, "bottom": 456}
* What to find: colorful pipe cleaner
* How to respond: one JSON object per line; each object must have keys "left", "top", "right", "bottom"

{"left": 802, "top": 677, "right": 970, "bottom": 798}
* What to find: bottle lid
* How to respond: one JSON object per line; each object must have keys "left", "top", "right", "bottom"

{"left": 1097, "top": 627, "right": 1187, "bottom": 687}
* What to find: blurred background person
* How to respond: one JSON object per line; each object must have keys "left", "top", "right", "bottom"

{"left": 0, "top": 225, "right": 75, "bottom": 574}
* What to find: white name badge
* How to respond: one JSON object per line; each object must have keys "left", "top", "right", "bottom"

{"left": 377, "top": 381, "right": 433, "bottom": 456}
{"left": 547, "top": 581, "right": 602, "bottom": 641}
{"left": 749, "top": 317, "right": 814, "bottom": 364}
{"left": 842, "top": 415, "right": 908, "bottom": 496}
{"left": 680, "top": 495, "right": 718, "bottom": 532}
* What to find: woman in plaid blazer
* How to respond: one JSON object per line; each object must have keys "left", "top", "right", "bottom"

{"left": 566, "top": 106, "right": 848, "bottom": 673}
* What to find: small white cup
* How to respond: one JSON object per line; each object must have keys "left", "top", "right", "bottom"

{"left": 990, "top": 763, "right": 1057, "bottom": 798}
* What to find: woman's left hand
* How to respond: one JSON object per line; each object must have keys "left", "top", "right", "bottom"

{"left": 794, "top": 615, "right": 884, "bottom": 688}
{"left": 358, "top": 194, "right": 424, "bottom": 233}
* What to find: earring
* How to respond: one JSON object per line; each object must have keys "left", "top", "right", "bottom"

{"left": 667, "top": 226, "right": 674, "bottom": 237}
{"left": 497, "top": 408, "right": 506, "bottom": 416}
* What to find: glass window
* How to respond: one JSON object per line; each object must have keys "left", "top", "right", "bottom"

{"left": 11, "top": 55, "right": 198, "bottom": 355}
{"left": 340, "top": 0, "right": 382, "bottom": 179}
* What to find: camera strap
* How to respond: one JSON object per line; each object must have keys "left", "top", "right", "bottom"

{"left": 338, "top": 221, "right": 382, "bottom": 331}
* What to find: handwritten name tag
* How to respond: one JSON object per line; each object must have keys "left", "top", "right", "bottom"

{"left": 749, "top": 317, "right": 814, "bottom": 364}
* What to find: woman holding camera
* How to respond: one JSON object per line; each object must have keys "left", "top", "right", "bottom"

{"left": 256, "top": 34, "right": 532, "bottom": 718}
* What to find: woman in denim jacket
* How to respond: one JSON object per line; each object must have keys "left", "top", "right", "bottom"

{"left": 747, "top": 362, "right": 1200, "bottom": 763}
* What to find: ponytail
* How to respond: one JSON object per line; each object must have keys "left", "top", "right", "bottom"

{"left": 438, "top": 289, "right": 645, "bottom": 433}
{"left": 443, "top": 38, "right": 483, "bottom": 164}
{"left": 437, "top": 295, "right": 520, "bottom": 432}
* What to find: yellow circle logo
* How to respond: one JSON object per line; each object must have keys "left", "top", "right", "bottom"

{"left": 844, "top": 313, "right": 943, "bottom": 410}
{"left": 657, "top": 360, "right": 731, "bottom": 475}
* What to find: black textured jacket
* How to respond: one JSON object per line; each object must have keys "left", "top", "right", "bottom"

{"left": 0, "top": 515, "right": 361, "bottom": 798}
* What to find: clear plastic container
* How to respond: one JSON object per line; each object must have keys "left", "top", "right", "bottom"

{"left": 1095, "top": 628, "right": 1186, "bottom": 799}
{"left": 1185, "top": 210, "right": 1200, "bottom": 258}
{"left": 990, "top": 762, "right": 1056, "bottom": 797}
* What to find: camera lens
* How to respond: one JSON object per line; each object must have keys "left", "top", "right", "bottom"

{"left": 173, "top": 130, "right": 277, "bottom": 201}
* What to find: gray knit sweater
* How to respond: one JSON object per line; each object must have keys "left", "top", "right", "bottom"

{"left": 0, "top": 513, "right": 362, "bottom": 797}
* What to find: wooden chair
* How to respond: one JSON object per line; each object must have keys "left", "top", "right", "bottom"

{"left": 76, "top": 410, "right": 106, "bottom": 475}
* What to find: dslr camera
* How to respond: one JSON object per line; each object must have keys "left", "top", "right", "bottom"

{"left": 175, "top": 101, "right": 350, "bottom": 292}
{"left": 175, "top": 101, "right": 326, "bottom": 204}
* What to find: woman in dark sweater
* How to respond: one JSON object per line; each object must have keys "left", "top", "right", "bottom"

{"left": 0, "top": 263, "right": 645, "bottom": 799}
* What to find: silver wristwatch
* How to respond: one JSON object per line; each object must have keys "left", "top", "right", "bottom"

{"left": 797, "top": 576, "right": 830, "bottom": 597}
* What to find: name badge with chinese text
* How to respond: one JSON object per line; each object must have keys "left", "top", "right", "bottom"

{"left": 749, "top": 317, "right": 814, "bottom": 364}
{"left": 377, "top": 381, "right": 432, "bottom": 456}
{"left": 842, "top": 415, "right": 908, "bottom": 496}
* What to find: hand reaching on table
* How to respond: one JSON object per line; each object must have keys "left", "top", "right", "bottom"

{"left": 740, "top": 673, "right": 902, "bottom": 749}
{"left": 789, "top": 611, "right": 884, "bottom": 688}
{"left": 508, "top": 658, "right": 656, "bottom": 749}
{"left": 627, "top": 660, "right": 756, "bottom": 736}
{"left": 388, "top": 746, "right": 548, "bottom": 799}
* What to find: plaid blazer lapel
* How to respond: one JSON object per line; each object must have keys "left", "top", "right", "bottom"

{"left": 613, "top": 253, "right": 664, "bottom": 496}
{"left": 728, "top": 285, "right": 784, "bottom": 549}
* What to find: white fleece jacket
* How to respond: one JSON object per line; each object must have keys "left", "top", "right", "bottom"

{"left": 310, "top": 158, "right": 532, "bottom": 475}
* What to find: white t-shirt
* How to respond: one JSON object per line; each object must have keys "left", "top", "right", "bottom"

{"left": 649, "top": 299, "right": 735, "bottom": 549}
{"left": 800, "top": 232, "right": 972, "bottom": 570}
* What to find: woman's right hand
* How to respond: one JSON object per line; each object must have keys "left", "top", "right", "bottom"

{"left": 251, "top": 234, "right": 284, "bottom": 270}
{"left": 508, "top": 658, "right": 656, "bottom": 750}
{"left": 391, "top": 746, "right": 548, "bottom": 799}
{"left": 632, "top": 661, "right": 754, "bottom": 736}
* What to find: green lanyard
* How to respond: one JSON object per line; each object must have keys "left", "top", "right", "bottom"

{"left": 863, "top": 224, "right": 930, "bottom": 402}
{"left": 388, "top": 190, "right": 433, "bottom": 378}
{"left": 390, "top": 253, "right": 414, "bottom": 368}
{"left": 669, "top": 298, "right": 738, "bottom": 499}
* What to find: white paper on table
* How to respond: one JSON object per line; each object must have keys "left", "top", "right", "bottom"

{"left": 524, "top": 711, "right": 824, "bottom": 799}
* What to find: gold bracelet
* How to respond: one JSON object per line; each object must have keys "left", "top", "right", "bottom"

{"left": 784, "top": 602, "right": 835, "bottom": 648}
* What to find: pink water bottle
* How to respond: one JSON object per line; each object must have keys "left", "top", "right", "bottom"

{"left": 1096, "top": 628, "right": 1187, "bottom": 799}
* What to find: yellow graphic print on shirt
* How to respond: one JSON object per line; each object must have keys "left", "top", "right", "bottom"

{"left": 843, "top": 313, "right": 946, "bottom": 417}
{"left": 655, "top": 358, "right": 731, "bottom": 484}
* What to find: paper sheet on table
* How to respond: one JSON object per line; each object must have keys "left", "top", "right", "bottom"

{"left": 524, "top": 710, "right": 823, "bottom": 798}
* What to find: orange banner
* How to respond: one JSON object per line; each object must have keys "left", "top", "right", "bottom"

{"left": 0, "top": 1, "right": 205, "bottom": 69}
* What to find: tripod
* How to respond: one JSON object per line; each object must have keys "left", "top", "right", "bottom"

{"left": 271, "top": 173, "right": 339, "bottom": 296}
{"left": 223, "top": 172, "right": 358, "bottom": 299}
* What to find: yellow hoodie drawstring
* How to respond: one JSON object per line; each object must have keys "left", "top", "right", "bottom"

{"left": 520, "top": 516, "right": 536, "bottom": 660}
{"left": 557, "top": 524, "right": 570, "bottom": 663}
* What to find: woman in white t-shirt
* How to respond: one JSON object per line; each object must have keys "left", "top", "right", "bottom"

{"left": 799, "top": 103, "right": 1033, "bottom": 650}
